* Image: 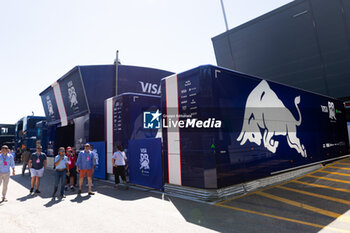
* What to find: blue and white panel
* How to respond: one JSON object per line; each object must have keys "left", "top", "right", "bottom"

{"left": 165, "top": 74, "right": 182, "bottom": 186}
{"left": 52, "top": 82, "right": 68, "bottom": 127}
{"left": 105, "top": 97, "right": 114, "bottom": 174}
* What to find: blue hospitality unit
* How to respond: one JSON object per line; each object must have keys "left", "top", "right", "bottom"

{"left": 39, "top": 64, "right": 172, "bottom": 174}
{"left": 161, "top": 65, "right": 349, "bottom": 189}
{"left": 39, "top": 64, "right": 172, "bottom": 153}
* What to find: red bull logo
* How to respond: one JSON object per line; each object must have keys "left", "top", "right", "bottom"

{"left": 237, "top": 80, "right": 307, "bottom": 157}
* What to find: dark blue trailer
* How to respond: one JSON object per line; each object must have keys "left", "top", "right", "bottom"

{"left": 161, "top": 65, "right": 349, "bottom": 189}
{"left": 14, "top": 116, "right": 46, "bottom": 153}
{"left": 105, "top": 92, "right": 161, "bottom": 176}
{"left": 35, "top": 121, "right": 48, "bottom": 154}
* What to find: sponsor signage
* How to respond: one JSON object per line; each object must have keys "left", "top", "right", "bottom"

{"left": 40, "top": 69, "right": 89, "bottom": 125}
{"left": 117, "top": 65, "right": 173, "bottom": 96}
{"left": 128, "top": 138, "right": 162, "bottom": 189}
{"left": 59, "top": 70, "right": 89, "bottom": 119}
{"left": 40, "top": 88, "right": 60, "bottom": 124}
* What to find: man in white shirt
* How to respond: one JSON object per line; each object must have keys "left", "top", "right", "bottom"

{"left": 112, "top": 145, "right": 128, "bottom": 189}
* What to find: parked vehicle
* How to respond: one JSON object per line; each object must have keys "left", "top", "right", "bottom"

{"left": 0, "top": 124, "right": 15, "bottom": 148}
{"left": 14, "top": 116, "right": 46, "bottom": 153}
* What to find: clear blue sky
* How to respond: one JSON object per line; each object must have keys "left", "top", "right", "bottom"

{"left": 0, "top": 0, "right": 293, "bottom": 124}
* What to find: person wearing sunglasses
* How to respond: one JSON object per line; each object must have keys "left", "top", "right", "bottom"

{"left": 52, "top": 147, "right": 70, "bottom": 198}
{"left": 0, "top": 145, "right": 15, "bottom": 202}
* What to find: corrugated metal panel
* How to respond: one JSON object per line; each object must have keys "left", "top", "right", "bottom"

{"left": 212, "top": 0, "right": 350, "bottom": 100}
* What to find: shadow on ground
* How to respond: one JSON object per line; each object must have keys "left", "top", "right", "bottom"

{"left": 8, "top": 165, "right": 283, "bottom": 232}
{"left": 167, "top": 196, "right": 242, "bottom": 233}
{"left": 10, "top": 165, "right": 239, "bottom": 232}
{"left": 11, "top": 165, "right": 164, "bottom": 203}
{"left": 10, "top": 164, "right": 329, "bottom": 233}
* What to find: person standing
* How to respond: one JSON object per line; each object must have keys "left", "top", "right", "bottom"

{"left": 52, "top": 147, "right": 69, "bottom": 198}
{"left": 21, "top": 148, "right": 31, "bottom": 175}
{"left": 65, "top": 147, "right": 76, "bottom": 191}
{"left": 28, "top": 145, "right": 47, "bottom": 194}
{"left": 112, "top": 145, "right": 128, "bottom": 189}
{"left": 71, "top": 147, "right": 77, "bottom": 186}
{"left": 76, "top": 144, "right": 95, "bottom": 195}
{"left": 15, "top": 147, "right": 22, "bottom": 164}
{"left": 88, "top": 144, "right": 99, "bottom": 187}
{"left": 0, "top": 145, "right": 15, "bottom": 202}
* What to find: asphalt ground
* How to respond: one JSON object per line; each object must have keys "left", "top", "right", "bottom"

{"left": 1, "top": 157, "right": 350, "bottom": 233}
{"left": 215, "top": 157, "right": 350, "bottom": 233}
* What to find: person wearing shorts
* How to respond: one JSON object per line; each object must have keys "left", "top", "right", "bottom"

{"left": 76, "top": 144, "right": 95, "bottom": 195}
{"left": 28, "top": 145, "right": 47, "bottom": 194}
{"left": 86, "top": 144, "right": 99, "bottom": 187}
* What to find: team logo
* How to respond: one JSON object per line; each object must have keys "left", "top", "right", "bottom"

{"left": 143, "top": 110, "right": 161, "bottom": 129}
{"left": 140, "top": 148, "right": 150, "bottom": 173}
{"left": 67, "top": 81, "right": 78, "bottom": 108}
{"left": 237, "top": 80, "right": 307, "bottom": 157}
{"left": 328, "top": 101, "right": 336, "bottom": 120}
{"left": 46, "top": 96, "right": 54, "bottom": 116}
{"left": 320, "top": 101, "right": 337, "bottom": 121}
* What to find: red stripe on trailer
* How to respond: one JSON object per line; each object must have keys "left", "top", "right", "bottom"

{"left": 344, "top": 101, "right": 350, "bottom": 109}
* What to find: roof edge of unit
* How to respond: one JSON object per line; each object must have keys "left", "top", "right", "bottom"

{"left": 39, "top": 66, "right": 79, "bottom": 96}
{"left": 212, "top": 0, "right": 306, "bottom": 41}
{"left": 40, "top": 63, "right": 174, "bottom": 96}
{"left": 164, "top": 64, "right": 344, "bottom": 101}
{"left": 114, "top": 92, "right": 161, "bottom": 98}
{"left": 77, "top": 63, "right": 173, "bottom": 74}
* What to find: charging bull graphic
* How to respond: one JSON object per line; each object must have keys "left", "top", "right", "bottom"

{"left": 46, "top": 96, "right": 54, "bottom": 116}
{"left": 237, "top": 80, "right": 307, "bottom": 157}
{"left": 68, "top": 86, "right": 78, "bottom": 108}
{"left": 328, "top": 101, "right": 336, "bottom": 120}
